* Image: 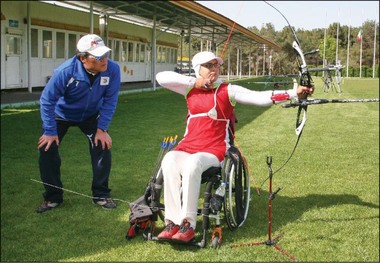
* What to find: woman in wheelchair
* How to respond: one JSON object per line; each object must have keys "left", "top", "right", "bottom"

{"left": 155, "top": 51, "right": 313, "bottom": 243}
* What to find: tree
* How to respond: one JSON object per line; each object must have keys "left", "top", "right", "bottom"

{"left": 318, "top": 37, "right": 336, "bottom": 65}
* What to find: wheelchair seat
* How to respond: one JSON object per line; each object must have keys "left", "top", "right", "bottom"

{"left": 201, "top": 166, "right": 221, "bottom": 184}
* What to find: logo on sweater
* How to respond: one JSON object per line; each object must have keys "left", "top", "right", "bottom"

{"left": 100, "top": 77, "right": 109, "bottom": 85}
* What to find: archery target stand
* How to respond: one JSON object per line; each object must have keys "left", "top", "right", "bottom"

{"left": 231, "top": 156, "right": 298, "bottom": 262}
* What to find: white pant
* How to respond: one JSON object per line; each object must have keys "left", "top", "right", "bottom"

{"left": 161, "top": 150, "right": 220, "bottom": 229}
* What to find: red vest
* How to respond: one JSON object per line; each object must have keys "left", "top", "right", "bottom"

{"left": 175, "top": 83, "right": 234, "bottom": 161}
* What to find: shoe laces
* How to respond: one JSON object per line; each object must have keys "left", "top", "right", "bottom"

{"left": 164, "top": 221, "right": 177, "bottom": 232}
{"left": 42, "top": 201, "right": 55, "bottom": 207}
{"left": 104, "top": 198, "right": 114, "bottom": 204}
{"left": 179, "top": 220, "right": 191, "bottom": 233}
{"left": 97, "top": 198, "right": 113, "bottom": 205}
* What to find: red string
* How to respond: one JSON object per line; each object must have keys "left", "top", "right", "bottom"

{"left": 218, "top": 16, "right": 261, "bottom": 195}
{"left": 220, "top": 22, "right": 236, "bottom": 58}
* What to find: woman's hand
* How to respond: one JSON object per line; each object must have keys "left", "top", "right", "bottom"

{"left": 194, "top": 77, "right": 213, "bottom": 90}
{"left": 296, "top": 85, "right": 314, "bottom": 99}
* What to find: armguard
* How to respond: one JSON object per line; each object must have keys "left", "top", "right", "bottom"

{"left": 271, "top": 92, "right": 290, "bottom": 104}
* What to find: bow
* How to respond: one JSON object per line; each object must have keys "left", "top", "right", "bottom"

{"left": 264, "top": 1, "right": 313, "bottom": 136}
{"left": 263, "top": 2, "right": 378, "bottom": 177}
{"left": 264, "top": 1, "right": 313, "bottom": 175}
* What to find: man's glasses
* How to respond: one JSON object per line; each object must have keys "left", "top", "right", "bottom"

{"left": 201, "top": 63, "right": 220, "bottom": 70}
{"left": 88, "top": 52, "right": 110, "bottom": 61}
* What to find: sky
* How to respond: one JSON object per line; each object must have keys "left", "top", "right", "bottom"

{"left": 198, "top": 1, "right": 379, "bottom": 31}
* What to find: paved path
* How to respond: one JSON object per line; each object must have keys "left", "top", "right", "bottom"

{"left": 1, "top": 81, "right": 158, "bottom": 109}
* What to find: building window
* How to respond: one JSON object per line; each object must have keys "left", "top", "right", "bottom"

{"left": 146, "top": 45, "right": 151, "bottom": 63}
{"left": 56, "top": 32, "right": 65, "bottom": 59}
{"left": 6, "top": 36, "right": 21, "bottom": 55}
{"left": 121, "top": 41, "right": 128, "bottom": 62}
{"left": 161, "top": 47, "right": 166, "bottom": 63}
{"left": 136, "top": 43, "right": 140, "bottom": 62}
{"left": 172, "top": 49, "right": 177, "bottom": 64}
{"left": 166, "top": 48, "right": 170, "bottom": 63}
{"left": 114, "top": 40, "right": 120, "bottom": 61}
{"left": 31, "top": 28, "right": 38, "bottom": 58}
{"left": 140, "top": 44, "right": 145, "bottom": 62}
{"left": 156, "top": 46, "right": 161, "bottom": 63}
{"left": 42, "top": 30, "right": 52, "bottom": 58}
{"left": 128, "top": 42, "right": 134, "bottom": 62}
{"left": 68, "top": 34, "right": 77, "bottom": 57}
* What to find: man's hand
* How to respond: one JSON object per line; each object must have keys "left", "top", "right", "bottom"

{"left": 95, "top": 128, "right": 112, "bottom": 150}
{"left": 37, "top": 135, "right": 59, "bottom": 151}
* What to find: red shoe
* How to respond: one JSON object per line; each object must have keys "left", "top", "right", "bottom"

{"left": 157, "top": 221, "right": 179, "bottom": 240}
{"left": 172, "top": 219, "right": 195, "bottom": 243}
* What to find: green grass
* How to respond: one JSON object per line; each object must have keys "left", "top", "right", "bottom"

{"left": 1, "top": 78, "right": 379, "bottom": 262}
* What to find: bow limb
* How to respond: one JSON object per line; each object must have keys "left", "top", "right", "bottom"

{"left": 292, "top": 40, "right": 313, "bottom": 136}
{"left": 264, "top": 1, "right": 313, "bottom": 136}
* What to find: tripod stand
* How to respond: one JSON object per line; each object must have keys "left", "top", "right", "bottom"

{"left": 231, "top": 156, "right": 297, "bottom": 262}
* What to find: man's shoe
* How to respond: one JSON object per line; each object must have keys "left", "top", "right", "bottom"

{"left": 172, "top": 219, "right": 195, "bottom": 242}
{"left": 93, "top": 198, "right": 117, "bottom": 209}
{"left": 157, "top": 221, "right": 180, "bottom": 240}
{"left": 36, "top": 201, "right": 61, "bottom": 213}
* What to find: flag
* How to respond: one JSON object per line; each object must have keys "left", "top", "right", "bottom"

{"left": 356, "top": 29, "right": 362, "bottom": 42}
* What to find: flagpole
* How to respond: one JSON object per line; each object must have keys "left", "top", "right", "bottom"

{"left": 373, "top": 20, "right": 377, "bottom": 78}
{"left": 359, "top": 34, "right": 362, "bottom": 78}
{"left": 346, "top": 9, "right": 351, "bottom": 78}
{"left": 335, "top": 9, "right": 340, "bottom": 65}
{"left": 323, "top": 8, "right": 327, "bottom": 77}
{"left": 359, "top": 9, "right": 363, "bottom": 78}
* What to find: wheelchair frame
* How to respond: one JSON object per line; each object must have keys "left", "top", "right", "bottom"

{"left": 196, "top": 145, "right": 251, "bottom": 248}
{"left": 127, "top": 145, "right": 250, "bottom": 248}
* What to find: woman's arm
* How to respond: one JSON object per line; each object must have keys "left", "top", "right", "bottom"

{"left": 156, "top": 71, "right": 196, "bottom": 95}
{"left": 229, "top": 79, "right": 313, "bottom": 106}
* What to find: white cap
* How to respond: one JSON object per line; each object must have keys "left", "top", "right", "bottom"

{"left": 76, "top": 34, "right": 111, "bottom": 57}
{"left": 191, "top": 51, "right": 223, "bottom": 78}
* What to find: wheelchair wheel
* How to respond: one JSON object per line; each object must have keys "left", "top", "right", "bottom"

{"left": 222, "top": 152, "right": 250, "bottom": 231}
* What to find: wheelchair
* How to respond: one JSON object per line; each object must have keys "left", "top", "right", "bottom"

{"left": 196, "top": 145, "right": 251, "bottom": 248}
{"left": 127, "top": 114, "right": 250, "bottom": 248}
{"left": 127, "top": 144, "right": 250, "bottom": 248}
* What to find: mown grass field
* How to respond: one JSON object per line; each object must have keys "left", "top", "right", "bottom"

{"left": 1, "top": 77, "right": 379, "bottom": 262}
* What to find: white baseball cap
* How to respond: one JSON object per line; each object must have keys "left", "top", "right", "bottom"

{"left": 77, "top": 34, "right": 111, "bottom": 57}
{"left": 191, "top": 51, "right": 223, "bottom": 78}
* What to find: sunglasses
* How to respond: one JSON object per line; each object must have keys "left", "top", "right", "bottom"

{"left": 87, "top": 52, "right": 110, "bottom": 61}
{"left": 201, "top": 63, "right": 220, "bottom": 69}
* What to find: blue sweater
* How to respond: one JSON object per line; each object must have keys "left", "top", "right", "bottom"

{"left": 40, "top": 56, "right": 120, "bottom": 136}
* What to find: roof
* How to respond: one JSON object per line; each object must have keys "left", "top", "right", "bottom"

{"left": 60, "top": 0, "right": 281, "bottom": 52}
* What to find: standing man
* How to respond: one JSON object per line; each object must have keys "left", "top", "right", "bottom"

{"left": 36, "top": 34, "right": 120, "bottom": 213}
